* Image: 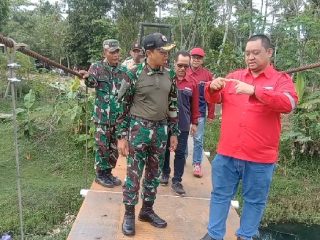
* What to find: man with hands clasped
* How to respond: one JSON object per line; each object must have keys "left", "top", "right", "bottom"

{"left": 160, "top": 50, "right": 200, "bottom": 196}
{"left": 200, "top": 34, "right": 298, "bottom": 240}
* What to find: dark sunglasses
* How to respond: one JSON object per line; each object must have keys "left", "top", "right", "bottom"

{"left": 176, "top": 64, "right": 189, "bottom": 69}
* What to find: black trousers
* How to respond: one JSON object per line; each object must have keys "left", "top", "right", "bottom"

{"left": 162, "top": 131, "right": 189, "bottom": 183}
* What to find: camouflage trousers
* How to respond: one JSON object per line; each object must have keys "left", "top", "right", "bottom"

{"left": 94, "top": 123, "right": 118, "bottom": 171}
{"left": 123, "top": 117, "right": 168, "bottom": 205}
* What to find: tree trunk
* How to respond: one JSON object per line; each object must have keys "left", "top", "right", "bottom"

{"left": 217, "top": 0, "right": 231, "bottom": 66}
{"left": 262, "top": 0, "right": 269, "bottom": 33}
{"left": 249, "top": 0, "right": 253, "bottom": 36}
{"left": 175, "top": 0, "right": 185, "bottom": 48}
{"left": 67, "top": 55, "right": 70, "bottom": 76}
{"left": 274, "top": 38, "right": 278, "bottom": 66}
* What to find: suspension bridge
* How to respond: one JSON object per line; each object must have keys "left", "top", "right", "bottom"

{"left": 1, "top": 34, "right": 318, "bottom": 240}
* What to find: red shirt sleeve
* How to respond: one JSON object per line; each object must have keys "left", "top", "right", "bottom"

{"left": 252, "top": 73, "right": 298, "bottom": 113}
{"left": 206, "top": 71, "right": 215, "bottom": 119}
{"left": 205, "top": 82, "right": 223, "bottom": 104}
{"left": 191, "top": 82, "right": 200, "bottom": 124}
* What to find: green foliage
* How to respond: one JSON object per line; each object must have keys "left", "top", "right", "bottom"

{"left": 265, "top": 170, "right": 320, "bottom": 224}
{"left": 0, "top": 54, "right": 8, "bottom": 94}
{"left": 17, "top": 89, "right": 37, "bottom": 138}
{"left": 0, "top": 116, "right": 86, "bottom": 238}
{"left": 3, "top": 1, "right": 67, "bottom": 63}
{"left": 50, "top": 77, "right": 95, "bottom": 152}
{"left": 204, "top": 118, "right": 221, "bottom": 159}
{"left": 114, "top": 0, "right": 156, "bottom": 54}
{"left": 206, "top": 42, "right": 244, "bottom": 76}
{"left": 15, "top": 52, "right": 35, "bottom": 79}
{"left": 0, "top": 73, "right": 94, "bottom": 238}
{"left": 23, "top": 88, "right": 35, "bottom": 109}
{"left": 282, "top": 73, "right": 320, "bottom": 164}
{"left": 87, "top": 19, "right": 118, "bottom": 62}
{"left": 294, "top": 72, "right": 306, "bottom": 100}
{"left": 64, "top": 0, "right": 114, "bottom": 67}
{"left": 0, "top": 0, "right": 10, "bottom": 30}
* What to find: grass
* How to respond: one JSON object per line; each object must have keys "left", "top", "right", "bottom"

{"left": 204, "top": 117, "right": 320, "bottom": 225}
{"left": 0, "top": 74, "right": 95, "bottom": 239}
{"left": 204, "top": 118, "right": 221, "bottom": 159}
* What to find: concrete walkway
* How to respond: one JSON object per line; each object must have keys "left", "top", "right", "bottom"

{"left": 67, "top": 137, "right": 240, "bottom": 240}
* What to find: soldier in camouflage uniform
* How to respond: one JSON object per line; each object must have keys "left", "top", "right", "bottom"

{"left": 117, "top": 33, "right": 179, "bottom": 236}
{"left": 80, "top": 39, "right": 131, "bottom": 188}
{"left": 121, "top": 42, "right": 144, "bottom": 70}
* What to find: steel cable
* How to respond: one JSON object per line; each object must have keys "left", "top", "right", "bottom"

{"left": 1, "top": 34, "right": 320, "bottom": 75}
{"left": 0, "top": 34, "right": 82, "bottom": 78}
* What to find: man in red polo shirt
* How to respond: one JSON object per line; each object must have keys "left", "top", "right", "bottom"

{"left": 187, "top": 48, "right": 215, "bottom": 178}
{"left": 200, "top": 35, "right": 298, "bottom": 240}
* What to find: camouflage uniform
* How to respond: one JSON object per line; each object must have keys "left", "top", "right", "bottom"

{"left": 85, "top": 60, "right": 130, "bottom": 172}
{"left": 121, "top": 57, "right": 136, "bottom": 70}
{"left": 121, "top": 42, "right": 144, "bottom": 70}
{"left": 117, "top": 62, "right": 179, "bottom": 205}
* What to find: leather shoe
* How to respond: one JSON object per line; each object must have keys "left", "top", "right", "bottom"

{"left": 200, "top": 233, "right": 221, "bottom": 240}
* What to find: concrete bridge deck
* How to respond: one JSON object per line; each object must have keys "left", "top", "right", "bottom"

{"left": 67, "top": 138, "right": 240, "bottom": 240}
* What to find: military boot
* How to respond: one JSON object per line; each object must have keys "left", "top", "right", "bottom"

{"left": 122, "top": 205, "right": 135, "bottom": 236}
{"left": 138, "top": 201, "right": 167, "bottom": 228}
{"left": 106, "top": 173, "right": 122, "bottom": 186}
{"left": 95, "top": 170, "right": 114, "bottom": 188}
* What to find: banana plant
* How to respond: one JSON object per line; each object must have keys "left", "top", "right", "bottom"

{"left": 294, "top": 72, "right": 306, "bottom": 103}
{"left": 18, "top": 89, "right": 36, "bottom": 138}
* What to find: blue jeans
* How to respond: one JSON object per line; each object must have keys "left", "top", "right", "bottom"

{"left": 193, "top": 117, "right": 206, "bottom": 165}
{"left": 207, "top": 154, "right": 275, "bottom": 240}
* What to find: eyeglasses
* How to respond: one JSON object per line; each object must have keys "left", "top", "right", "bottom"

{"left": 176, "top": 64, "right": 189, "bottom": 69}
{"left": 191, "top": 55, "right": 203, "bottom": 60}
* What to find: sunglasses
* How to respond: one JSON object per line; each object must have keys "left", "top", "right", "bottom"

{"left": 176, "top": 64, "right": 189, "bottom": 69}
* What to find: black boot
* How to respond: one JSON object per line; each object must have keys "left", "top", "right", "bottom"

{"left": 106, "top": 173, "right": 122, "bottom": 186}
{"left": 138, "top": 201, "right": 167, "bottom": 228}
{"left": 95, "top": 169, "right": 114, "bottom": 188}
{"left": 122, "top": 205, "right": 135, "bottom": 236}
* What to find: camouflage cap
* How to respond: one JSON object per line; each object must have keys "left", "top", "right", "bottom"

{"left": 142, "top": 33, "right": 175, "bottom": 51}
{"left": 103, "top": 39, "right": 121, "bottom": 52}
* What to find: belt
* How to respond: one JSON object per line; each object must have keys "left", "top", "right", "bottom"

{"left": 130, "top": 115, "right": 167, "bottom": 127}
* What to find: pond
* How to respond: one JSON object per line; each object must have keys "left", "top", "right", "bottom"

{"left": 258, "top": 224, "right": 320, "bottom": 240}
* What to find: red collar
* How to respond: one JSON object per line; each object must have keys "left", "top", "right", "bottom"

{"left": 245, "top": 64, "right": 274, "bottom": 79}
{"left": 176, "top": 75, "right": 191, "bottom": 82}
